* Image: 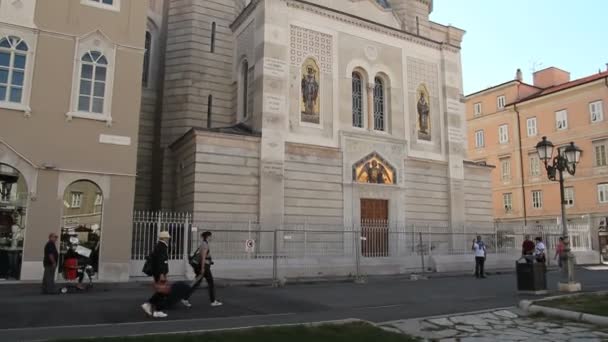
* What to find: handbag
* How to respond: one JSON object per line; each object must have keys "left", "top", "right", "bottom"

{"left": 189, "top": 248, "right": 201, "bottom": 270}
{"left": 142, "top": 254, "right": 154, "bottom": 276}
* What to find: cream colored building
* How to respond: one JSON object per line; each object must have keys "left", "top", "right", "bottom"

{"left": 134, "top": 0, "right": 494, "bottom": 275}
{"left": 0, "top": 0, "right": 147, "bottom": 281}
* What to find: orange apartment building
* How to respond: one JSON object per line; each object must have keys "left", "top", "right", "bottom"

{"left": 466, "top": 67, "right": 608, "bottom": 250}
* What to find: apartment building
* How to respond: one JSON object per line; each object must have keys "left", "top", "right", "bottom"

{"left": 0, "top": 0, "right": 147, "bottom": 281}
{"left": 466, "top": 67, "right": 608, "bottom": 249}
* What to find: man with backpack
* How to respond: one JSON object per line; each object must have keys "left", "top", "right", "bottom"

{"left": 191, "top": 231, "right": 222, "bottom": 307}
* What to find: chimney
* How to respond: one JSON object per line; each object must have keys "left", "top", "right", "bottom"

{"left": 533, "top": 67, "right": 570, "bottom": 88}
{"left": 515, "top": 68, "right": 523, "bottom": 82}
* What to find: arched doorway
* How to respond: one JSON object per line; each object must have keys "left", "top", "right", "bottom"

{"left": 60, "top": 180, "right": 103, "bottom": 277}
{"left": 0, "top": 163, "right": 28, "bottom": 280}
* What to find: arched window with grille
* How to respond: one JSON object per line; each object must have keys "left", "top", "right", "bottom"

{"left": 0, "top": 36, "right": 28, "bottom": 104}
{"left": 77, "top": 51, "right": 108, "bottom": 114}
{"left": 373, "top": 76, "right": 385, "bottom": 131}
{"left": 352, "top": 72, "right": 363, "bottom": 128}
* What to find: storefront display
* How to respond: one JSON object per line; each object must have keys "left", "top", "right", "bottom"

{"left": 0, "top": 164, "right": 27, "bottom": 280}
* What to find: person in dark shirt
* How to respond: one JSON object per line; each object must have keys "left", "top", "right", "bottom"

{"left": 141, "top": 231, "right": 171, "bottom": 318}
{"left": 522, "top": 235, "right": 535, "bottom": 264}
{"left": 42, "top": 233, "right": 59, "bottom": 294}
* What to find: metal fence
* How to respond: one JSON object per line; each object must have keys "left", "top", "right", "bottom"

{"left": 130, "top": 212, "right": 594, "bottom": 282}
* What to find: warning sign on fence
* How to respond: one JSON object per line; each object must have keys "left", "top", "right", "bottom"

{"left": 245, "top": 239, "right": 255, "bottom": 252}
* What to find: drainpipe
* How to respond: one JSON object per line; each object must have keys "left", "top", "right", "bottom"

{"left": 514, "top": 103, "right": 528, "bottom": 227}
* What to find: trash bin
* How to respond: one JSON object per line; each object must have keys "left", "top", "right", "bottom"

{"left": 516, "top": 258, "right": 547, "bottom": 293}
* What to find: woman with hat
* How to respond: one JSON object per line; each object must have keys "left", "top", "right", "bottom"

{"left": 141, "top": 230, "right": 171, "bottom": 318}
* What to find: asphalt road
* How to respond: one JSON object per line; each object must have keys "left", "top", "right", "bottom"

{"left": 2, "top": 267, "right": 607, "bottom": 341}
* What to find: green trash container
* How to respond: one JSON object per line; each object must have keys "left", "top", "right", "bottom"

{"left": 516, "top": 258, "right": 547, "bottom": 293}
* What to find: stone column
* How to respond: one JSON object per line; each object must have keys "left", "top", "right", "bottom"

{"left": 256, "top": 0, "right": 289, "bottom": 249}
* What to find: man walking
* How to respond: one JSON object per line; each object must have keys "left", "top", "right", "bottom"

{"left": 472, "top": 235, "right": 487, "bottom": 279}
{"left": 192, "top": 231, "right": 222, "bottom": 307}
{"left": 42, "top": 233, "right": 59, "bottom": 294}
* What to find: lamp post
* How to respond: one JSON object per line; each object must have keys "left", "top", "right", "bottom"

{"left": 535, "top": 136, "right": 582, "bottom": 292}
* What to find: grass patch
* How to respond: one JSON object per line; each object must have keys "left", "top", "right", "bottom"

{"left": 58, "top": 322, "right": 420, "bottom": 342}
{"left": 538, "top": 294, "right": 608, "bottom": 316}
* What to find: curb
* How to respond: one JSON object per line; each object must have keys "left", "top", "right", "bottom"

{"left": 519, "top": 292, "right": 608, "bottom": 327}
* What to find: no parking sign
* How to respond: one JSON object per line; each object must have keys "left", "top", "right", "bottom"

{"left": 245, "top": 239, "right": 255, "bottom": 252}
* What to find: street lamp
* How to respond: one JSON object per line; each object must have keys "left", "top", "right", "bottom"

{"left": 535, "top": 136, "right": 583, "bottom": 292}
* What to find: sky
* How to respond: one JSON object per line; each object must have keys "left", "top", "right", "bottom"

{"left": 430, "top": 0, "right": 608, "bottom": 95}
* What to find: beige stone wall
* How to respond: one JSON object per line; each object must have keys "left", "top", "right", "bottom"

{"left": 284, "top": 143, "right": 344, "bottom": 225}
{"left": 463, "top": 163, "right": 494, "bottom": 230}
{"left": 403, "top": 159, "right": 449, "bottom": 227}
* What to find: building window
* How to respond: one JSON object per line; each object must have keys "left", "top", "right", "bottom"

{"left": 497, "top": 95, "right": 506, "bottom": 110}
{"left": 82, "top": 0, "right": 119, "bottom": 11}
{"left": 500, "top": 157, "right": 511, "bottom": 182}
{"left": 529, "top": 154, "right": 541, "bottom": 177}
{"left": 474, "top": 102, "right": 482, "bottom": 116}
{"left": 526, "top": 117, "right": 537, "bottom": 137}
{"left": 498, "top": 124, "right": 509, "bottom": 144}
{"left": 0, "top": 36, "right": 28, "bottom": 104}
{"left": 590, "top": 100, "right": 604, "bottom": 123}
{"left": 352, "top": 72, "right": 363, "bottom": 128}
{"left": 475, "top": 130, "right": 484, "bottom": 148}
{"left": 503, "top": 193, "right": 513, "bottom": 213}
{"left": 555, "top": 109, "right": 568, "bottom": 130}
{"left": 77, "top": 51, "right": 107, "bottom": 114}
{"left": 532, "top": 190, "right": 543, "bottom": 209}
{"left": 142, "top": 31, "right": 151, "bottom": 88}
{"left": 564, "top": 187, "right": 574, "bottom": 208}
{"left": 595, "top": 141, "right": 607, "bottom": 167}
{"left": 70, "top": 192, "right": 83, "bottom": 208}
{"left": 373, "top": 76, "right": 385, "bottom": 131}
{"left": 598, "top": 184, "right": 608, "bottom": 204}
{"left": 94, "top": 193, "right": 103, "bottom": 206}
{"left": 210, "top": 22, "right": 216, "bottom": 53}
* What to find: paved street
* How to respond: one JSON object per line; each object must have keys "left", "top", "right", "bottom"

{"left": 2, "top": 267, "right": 607, "bottom": 341}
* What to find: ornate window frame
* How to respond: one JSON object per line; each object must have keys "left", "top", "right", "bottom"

{"left": 0, "top": 27, "right": 37, "bottom": 115}
{"left": 67, "top": 30, "right": 116, "bottom": 125}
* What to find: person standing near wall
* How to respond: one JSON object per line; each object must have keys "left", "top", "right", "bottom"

{"left": 522, "top": 235, "right": 535, "bottom": 263}
{"left": 554, "top": 237, "right": 565, "bottom": 268}
{"left": 141, "top": 231, "right": 171, "bottom": 318}
{"left": 534, "top": 236, "right": 546, "bottom": 264}
{"left": 42, "top": 233, "right": 59, "bottom": 294}
{"left": 199, "top": 231, "right": 222, "bottom": 307}
{"left": 472, "top": 235, "right": 487, "bottom": 279}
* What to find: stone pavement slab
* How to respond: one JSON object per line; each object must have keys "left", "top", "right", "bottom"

{"left": 383, "top": 308, "right": 608, "bottom": 342}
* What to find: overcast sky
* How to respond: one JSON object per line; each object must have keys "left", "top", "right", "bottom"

{"left": 430, "top": 0, "right": 607, "bottom": 95}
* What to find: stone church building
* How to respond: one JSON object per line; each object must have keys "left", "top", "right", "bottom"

{"left": 137, "top": 0, "right": 494, "bottom": 239}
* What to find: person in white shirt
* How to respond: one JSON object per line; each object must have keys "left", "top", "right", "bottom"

{"left": 534, "top": 236, "right": 546, "bottom": 264}
{"left": 472, "top": 235, "right": 487, "bottom": 279}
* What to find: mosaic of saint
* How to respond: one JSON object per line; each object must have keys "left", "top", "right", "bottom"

{"left": 353, "top": 153, "right": 396, "bottom": 185}
{"left": 300, "top": 58, "right": 320, "bottom": 124}
{"left": 417, "top": 84, "right": 431, "bottom": 141}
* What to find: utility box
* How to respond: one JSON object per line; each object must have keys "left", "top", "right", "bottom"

{"left": 516, "top": 260, "right": 547, "bottom": 294}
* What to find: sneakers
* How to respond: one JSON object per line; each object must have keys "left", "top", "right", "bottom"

{"left": 181, "top": 299, "right": 192, "bottom": 308}
{"left": 141, "top": 303, "right": 152, "bottom": 316}
{"left": 211, "top": 300, "right": 223, "bottom": 307}
{"left": 153, "top": 311, "right": 168, "bottom": 318}
{"left": 142, "top": 303, "right": 168, "bottom": 318}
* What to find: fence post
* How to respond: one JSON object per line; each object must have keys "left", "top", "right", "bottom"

{"left": 156, "top": 211, "right": 162, "bottom": 236}
{"left": 494, "top": 223, "right": 498, "bottom": 254}
{"left": 272, "top": 229, "right": 278, "bottom": 287}
{"left": 419, "top": 232, "right": 425, "bottom": 274}
{"left": 427, "top": 224, "right": 431, "bottom": 256}
{"left": 354, "top": 224, "right": 364, "bottom": 283}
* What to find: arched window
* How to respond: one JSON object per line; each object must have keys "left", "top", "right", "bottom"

{"left": 242, "top": 60, "right": 248, "bottom": 119}
{"left": 352, "top": 72, "right": 363, "bottom": 128}
{"left": 0, "top": 36, "right": 28, "bottom": 104}
{"left": 142, "top": 31, "right": 151, "bottom": 87}
{"left": 78, "top": 51, "right": 108, "bottom": 114}
{"left": 373, "top": 76, "right": 385, "bottom": 131}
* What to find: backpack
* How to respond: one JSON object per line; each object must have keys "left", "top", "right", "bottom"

{"left": 142, "top": 252, "right": 155, "bottom": 276}
{"left": 189, "top": 248, "right": 201, "bottom": 275}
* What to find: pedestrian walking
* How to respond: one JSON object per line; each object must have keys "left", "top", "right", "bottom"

{"left": 42, "top": 233, "right": 59, "bottom": 294}
{"left": 554, "top": 237, "right": 565, "bottom": 268}
{"left": 193, "top": 231, "right": 222, "bottom": 307}
{"left": 522, "top": 235, "right": 535, "bottom": 263}
{"left": 534, "top": 236, "right": 546, "bottom": 264}
{"left": 472, "top": 235, "right": 487, "bottom": 279}
{"left": 141, "top": 231, "right": 174, "bottom": 318}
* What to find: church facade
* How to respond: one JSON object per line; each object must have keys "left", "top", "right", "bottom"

{"left": 136, "top": 0, "right": 494, "bottom": 239}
